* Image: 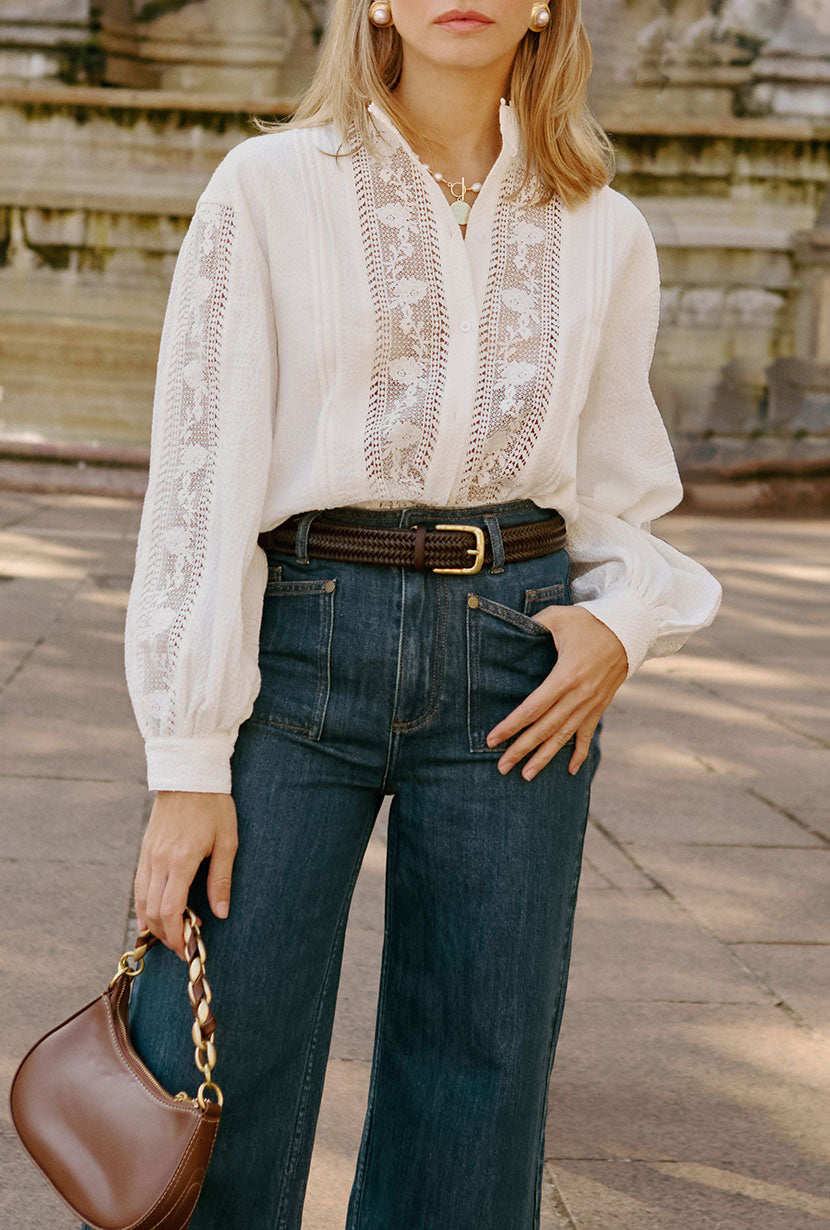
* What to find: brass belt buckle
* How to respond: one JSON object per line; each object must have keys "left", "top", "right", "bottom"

{"left": 431, "top": 524, "right": 486, "bottom": 575}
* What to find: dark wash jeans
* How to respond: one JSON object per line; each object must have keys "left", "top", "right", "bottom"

{"left": 88, "top": 498, "right": 597, "bottom": 1230}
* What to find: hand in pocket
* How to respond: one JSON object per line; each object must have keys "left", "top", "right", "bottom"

{"left": 485, "top": 605, "right": 628, "bottom": 779}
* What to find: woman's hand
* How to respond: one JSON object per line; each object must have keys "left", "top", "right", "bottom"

{"left": 133, "top": 791, "right": 239, "bottom": 960}
{"left": 485, "top": 605, "right": 628, "bottom": 779}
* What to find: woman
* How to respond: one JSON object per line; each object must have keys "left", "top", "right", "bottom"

{"left": 104, "top": 1, "right": 722, "bottom": 1227}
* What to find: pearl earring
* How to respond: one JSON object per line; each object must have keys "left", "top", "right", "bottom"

{"left": 528, "top": 2, "right": 551, "bottom": 30}
{"left": 369, "top": 0, "right": 394, "bottom": 26}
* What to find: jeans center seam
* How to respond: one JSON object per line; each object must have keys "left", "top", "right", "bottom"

{"left": 391, "top": 578, "right": 447, "bottom": 732}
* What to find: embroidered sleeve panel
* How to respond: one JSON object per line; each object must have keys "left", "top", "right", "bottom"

{"left": 129, "top": 200, "right": 236, "bottom": 738}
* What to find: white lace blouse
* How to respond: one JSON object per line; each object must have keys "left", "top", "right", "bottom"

{"left": 124, "top": 95, "right": 722, "bottom": 793}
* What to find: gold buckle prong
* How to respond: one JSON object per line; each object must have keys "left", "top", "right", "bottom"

{"left": 431, "top": 524, "right": 486, "bottom": 575}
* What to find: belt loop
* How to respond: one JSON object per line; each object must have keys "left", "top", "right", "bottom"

{"left": 294, "top": 510, "right": 323, "bottom": 563}
{"left": 412, "top": 523, "right": 427, "bottom": 571}
{"left": 482, "top": 512, "right": 506, "bottom": 574}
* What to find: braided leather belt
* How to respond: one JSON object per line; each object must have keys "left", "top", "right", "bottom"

{"left": 257, "top": 512, "right": 567, "bottom": 575}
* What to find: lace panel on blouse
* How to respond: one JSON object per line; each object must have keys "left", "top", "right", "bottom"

{"left": 353, "top": 137, "right": 562, "bottom": 507}
{"left": 457, "top": 167, "right": 562, "bottom": 504}
{"left": 352, "top": 138, "right": 450, "bottom": 502}
{"left": 133, "top": 201, "right": 236, "bottom": 736}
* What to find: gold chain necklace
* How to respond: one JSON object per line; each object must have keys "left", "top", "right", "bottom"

{"left": 418, "top": 163, "right": 483, "bottom": 224}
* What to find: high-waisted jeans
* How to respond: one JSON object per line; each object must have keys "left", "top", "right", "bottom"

{"left": 87, "top": 498, "right": 597, "bottom": 1230}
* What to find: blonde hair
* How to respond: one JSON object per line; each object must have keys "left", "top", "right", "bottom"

{"left": 254, "top": 0, "right": 614, "bottom": 210}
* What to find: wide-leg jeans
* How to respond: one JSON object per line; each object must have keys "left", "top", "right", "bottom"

{"left": 91, "top": 498, "right": 596, "bottom": 1230}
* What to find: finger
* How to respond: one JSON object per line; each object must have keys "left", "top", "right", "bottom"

{"left": 485, "top": 665, "right": 570, "bottom": 748}
{"left": 568, "top": 724, "right": 598, "bottom": 777}
{"left": 519, "top": 726, "right": 580, "bottom": 780}
{"left": 158, "top": 874, "right": 191, "bottom": 960}
{"left": 207, "top": 831, "right": 238, "bottom": 919}
{"left": 144, "top": 865, "right": 169, "bottom": 947}
{"left": 133, "top": 855, "right": 150, "bottom": 932}
{"left": 498, "top": 691, "right": 601, "bottom": 776}
{"left": 496, "top": 697, "right": 582, "bottom": 774}
{"left": 523, "top": 705, "right": 603, "bottom": 780}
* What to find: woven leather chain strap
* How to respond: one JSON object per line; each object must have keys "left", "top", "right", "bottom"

{"left": 109, "top": 906, "right": 223, "bottom": 1109}
{"left": 258, "top": 513, "right": 567, "bottom": 575}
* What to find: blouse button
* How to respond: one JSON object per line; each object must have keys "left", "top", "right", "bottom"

{"left": 460, "top": 320, "right": 471, "bottom": 332}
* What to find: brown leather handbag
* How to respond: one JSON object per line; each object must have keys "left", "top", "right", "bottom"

{"left": 8, "top": 906, "right": 223, "bottom": 1230}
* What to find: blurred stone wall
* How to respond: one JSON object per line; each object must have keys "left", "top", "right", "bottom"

{"left": 0, "top": 0, "right": 827, "bottom": 483}
{"left": 0, "top": 1, "right": 99, "bottom": 85}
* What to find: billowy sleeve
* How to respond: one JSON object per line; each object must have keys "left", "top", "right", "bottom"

{"left": 124, "top": 174, "right": 278, "bottom": 792}
{"left": 566, "top": 202, "right": 722, "bottom": 678}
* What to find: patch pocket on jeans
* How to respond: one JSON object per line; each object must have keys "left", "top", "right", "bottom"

{"left": 466, "top": 593, "right": 559, "bottom": 754}
{"left": 523, "top": 581, "right": 565, "bottom": 617}
{"left": 252, "top": 575, "right": 336, "bottom": 739}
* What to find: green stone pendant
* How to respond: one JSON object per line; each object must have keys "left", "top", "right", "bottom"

{"left": 450, "top": 198, "right": 472, "bottom": 224}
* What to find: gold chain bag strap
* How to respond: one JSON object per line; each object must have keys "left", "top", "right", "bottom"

{"left": 8, "top": 907, "right": 223, "bottom": 1230}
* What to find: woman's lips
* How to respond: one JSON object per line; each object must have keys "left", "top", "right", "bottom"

{"left": 435, "top": 10, "right": 493, "bottom": 29}
{"left": 438, "top": 19, "right": 491, "bottom": 28}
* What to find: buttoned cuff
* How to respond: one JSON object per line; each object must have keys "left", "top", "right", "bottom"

{"left": 145, "top": 734, "right": 236, "bottom": 794}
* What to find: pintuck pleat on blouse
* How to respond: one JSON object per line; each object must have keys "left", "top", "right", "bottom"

{"left": 124, "top": 95, "right": 722, "bottom": 793}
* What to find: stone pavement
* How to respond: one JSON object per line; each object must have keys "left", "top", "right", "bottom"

{"left": 1, "top": 491, "right": 828, "bottom": 1229}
